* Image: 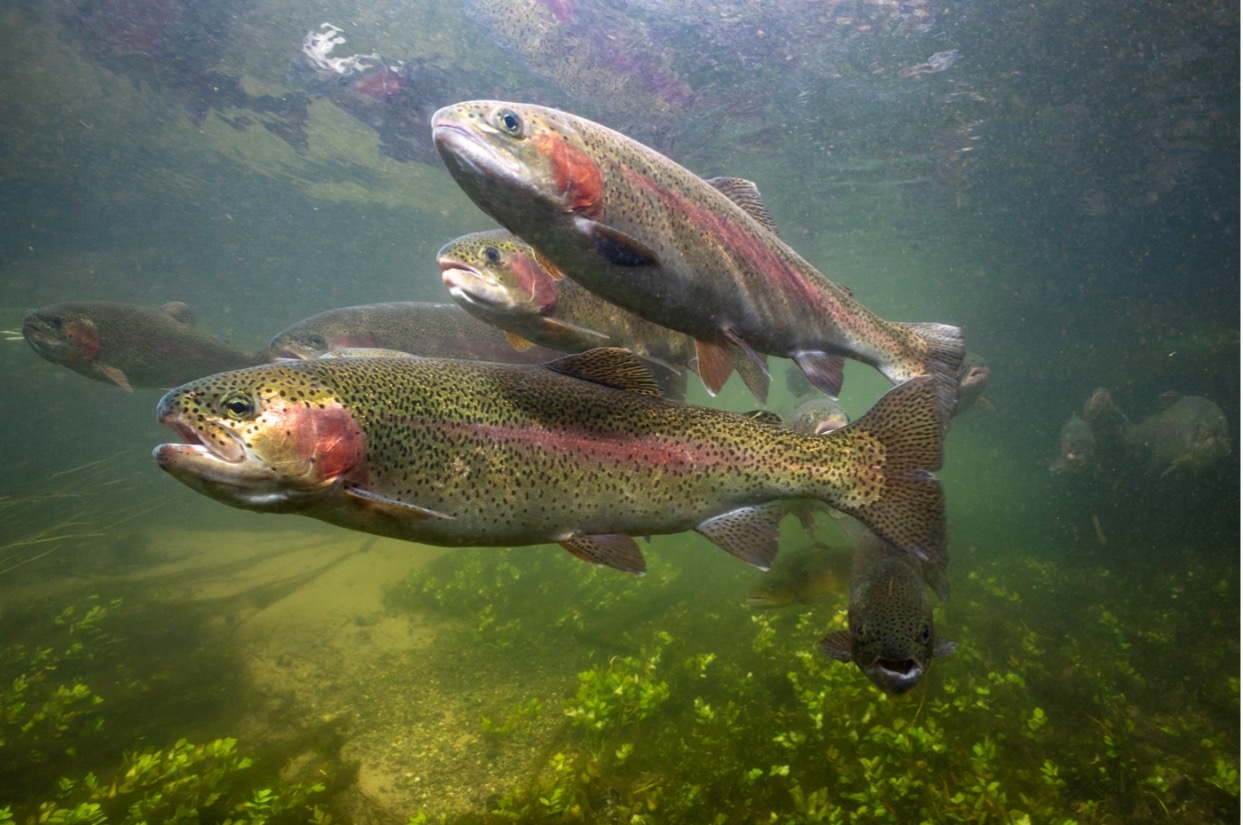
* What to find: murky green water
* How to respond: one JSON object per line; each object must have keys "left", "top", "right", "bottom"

{"left": 0, "top": 0, "right": 1236, "bottom": 822}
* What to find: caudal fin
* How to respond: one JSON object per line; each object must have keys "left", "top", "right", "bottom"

{"left": 833, "top": 375, "right": 946, "bottom": 563}
{"left": 900, "top": 322, "right": 966, "bottom": 424}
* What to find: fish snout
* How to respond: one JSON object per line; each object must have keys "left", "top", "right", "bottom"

{"left": 864, "top": 658, "right": 927, "bottom": 695}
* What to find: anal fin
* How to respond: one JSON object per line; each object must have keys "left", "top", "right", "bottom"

{"left": 695, "top": 503, "right": 785, "bottom": 570}
{"left": 793, "top": 350, "right": 845, "bottom": 398}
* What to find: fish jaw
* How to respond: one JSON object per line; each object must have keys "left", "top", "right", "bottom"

{"left": 440, "top": 262, "right": 515, "bottom": 313}
{"left": 153, "top": 380, "right": 367, "bottom": 511}
{"left": 859, "top": 657, "right": 928, "bottom": 696}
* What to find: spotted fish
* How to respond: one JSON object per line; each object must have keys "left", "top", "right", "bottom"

{"left": 153, "top": 349, "right": 947, "bottom": 572}
{"left": 820, "top": 527, "right": 955, "bottom": 695}
{"left": 431, "top": 101, "right": 965, "bottom": 419}
{"left": 22, "top": 301, "right": 257, "bottom": 391}
{"left": 437, "top": 229, "right": 769, "bottom": 401}
{"left": 265, "top": 301, "right": 559, "bottom": 364}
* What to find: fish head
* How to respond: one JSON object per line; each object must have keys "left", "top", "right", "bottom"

{"left": 958, "top": 359, "right": 990, "bottom": 395}
{"left": 268, "top": 322, "right": 379, "bottom": 360}
{"left": 432, "top": 101, "right": 604, "bottom": 226}
{"left": 22, "top": 307, "right": 99, "bottom": 366}
{"left": 438, "top": 230, "right": 560, "bottom": 321}
{"left": 843, "top": 602, "right": 939, "bottom": 696}
{"left": 267, "top": 328, "right": 332, "bottom": 360}
{"left": 745, "top": 572, "right": 798, "bottom": 608}
{"left": 1050, "top": 414, "right": 1095, "bottom": 475}
{"left": 153, "top": 364, "right": 368, "bottom": 511}
{"left": 787, "top": 396, "right": 850, "bottom": 435}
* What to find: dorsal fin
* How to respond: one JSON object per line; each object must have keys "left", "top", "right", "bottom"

{"left": 160, "top": 301, "right": 196, "bottom": 325}
{"left": 543, "top": 347, "right": 663, "bottom": 396}
{"left": 706, "top": 177, "right": 781, "bottom": 236}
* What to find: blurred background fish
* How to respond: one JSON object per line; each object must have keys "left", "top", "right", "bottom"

{"left": 22, "top": 301, "right": 259, "bottom": 391}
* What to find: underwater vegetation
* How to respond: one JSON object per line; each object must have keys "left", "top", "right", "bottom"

{"left": 0, "top": 594, "right": 350, "bottom": 825}
{"left": 385, "top": 539, "right": 1238, "bottom": 824}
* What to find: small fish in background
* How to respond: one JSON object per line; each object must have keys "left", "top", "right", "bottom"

{"left": 438, "top": 229, "right": 770, "bottom": 401}
{"left": 153, "top": 351, "right": 949, "bottom": 572}
{"left": 820, "top": 524, "right": 955, "bottom": 696}
{"left": 746, "top": 542, "right": 850, "bottom": 609}
{"left": 954, "top": 352, "right": 994, "bottom": 416}
{"left": 1127, "top": 392, "right": 1231, "bottom": 478}
{"left": 1080, "top": 386, "right": 1130, "bottom": 468}
{"left": 1049, "top": 413, "right": 1096, "bottom": 476}
{"left": 787, "top": 395, "right": 851, "bottom": 436}
{"left": 431, "top": 101, "right": 964, "bottom": 419}
{"left": 22, "top": 301, "right": 258, "bottom": 391}
{"left": 265, "top": 301, "right": 561, "bottom": 364}
{"left": 899, "top": 50, "right": 962, "bottom": 77}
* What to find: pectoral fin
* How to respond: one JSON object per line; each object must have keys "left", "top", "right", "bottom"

{"left": 818, "top": 630, "right": 854, "bottom": 662}
{"left": 93, "top": 363, "right": 134, "bottom": 392}
{"left": 560, "top": 533, "right": 646, "bottom": 574}
{"left": 543, "top": 317, "right": 613, "bottom": 342}
{"left": 933, "top": 638, "right": 958, "bottom": 657}
{"left": 577, "top": 218, "right": 660, "bottom": 268}
{"left": 504, "top": 331, "right": 536, "bottom": 351}
{"left": 344, "top": 486, "right": 455, "bottom": 520}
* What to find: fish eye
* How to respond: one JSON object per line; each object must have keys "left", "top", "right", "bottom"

{"left": 495, "top": 108, "right": 523, "bottom": 136}
{"left": 220, "top": 391, "right": 256, "bottom": 419}
{"left": 308, "top": 334, "right": 327, "bottom": 348}
{"left": 484, "top": 246, "right": 501, "bottom": 265}
{"left": 919, "top": 624, "right": 932, "bottom": 644}
{"left": 49, "top": 315, "right": 63, "bottom": 329}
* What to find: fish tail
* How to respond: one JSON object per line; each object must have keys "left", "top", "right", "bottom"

{"left": 831, "top": 375, "right": 946, "bottom": 562}
{"left": 897, "top": 322, "right": 966, "bottom": 424}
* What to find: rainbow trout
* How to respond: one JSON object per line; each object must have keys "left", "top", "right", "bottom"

{"left": 266, "top": 301, "right": 559, "bottom": 364}
{"left": 153, "top": 349, "right": 947, "bottom": 572}
{"left": 820, "top": 527, "right": 955, "bottom": 695}
{"left": 23, "top": 301, "right": 257, "bottom": 391}
{"left": 431, "top": 101, "right": 965, "bottom": 419}
{"left": 437, "top": 229, "right": 769, "bottom": 401}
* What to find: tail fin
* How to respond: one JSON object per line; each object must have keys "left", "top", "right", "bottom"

{"left": 832, "top": 375, "right": 946, "bottom": 563}
{"left": 899, "top": 322, "right": 966, "bottom": 424}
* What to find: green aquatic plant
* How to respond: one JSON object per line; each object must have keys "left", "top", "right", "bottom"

{"left": 20, "top": 737, "right": 331, "bottom": 824}
{"left": 381, "top": 530, "right": 1241, "bottom": 824}
{"left": 1, "top": 597, "right": 122, "bottom": 776}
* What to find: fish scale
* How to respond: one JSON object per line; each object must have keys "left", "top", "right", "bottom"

{"left": 154, "top": 349, "right": 947, "bottom": 572}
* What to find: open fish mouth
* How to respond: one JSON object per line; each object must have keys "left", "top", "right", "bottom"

{"left": 865, "top": 658, "right": 927, "bottom": 695}
{"left": 440, "top": 264, "right": 505, "bottom": 310}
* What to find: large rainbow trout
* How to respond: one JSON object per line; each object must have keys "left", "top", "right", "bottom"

{"left": 153, "top": 349, "right": 947, "bottom": 572}
{"left": 431, "top": 101, "right": 965, "bottom": 419}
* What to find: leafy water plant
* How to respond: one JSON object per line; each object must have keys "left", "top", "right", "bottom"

{"left": 1, "top": 597, "right": 122, "bottom": 778}
{"left": 394, "top": 539, "right": 1238, "bottom": 824}
{"left": 17, "top": 738, "right": 331, "bottom": 824}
